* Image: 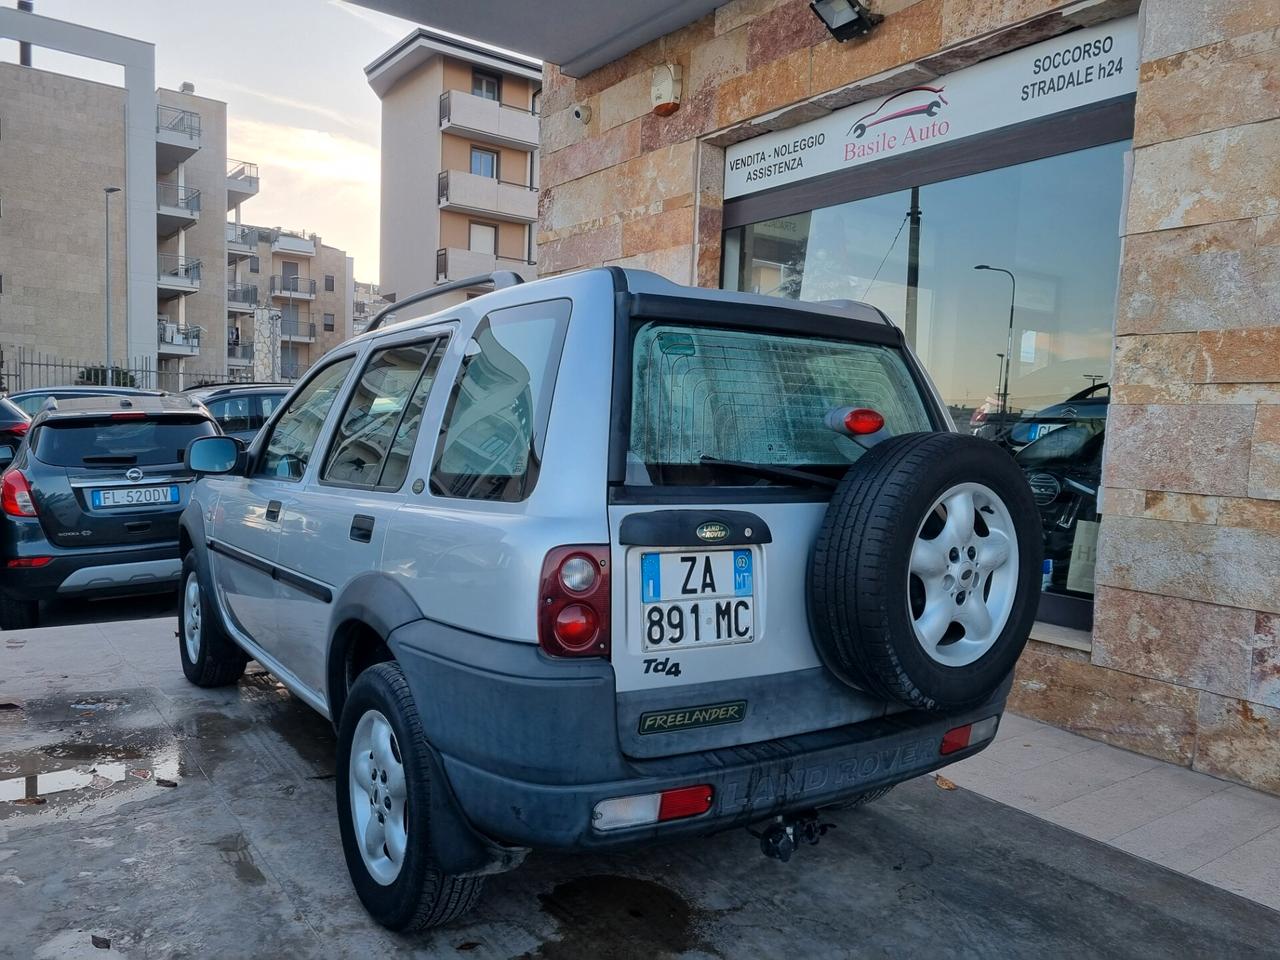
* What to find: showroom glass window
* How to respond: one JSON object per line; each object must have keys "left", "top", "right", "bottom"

{"left": 723, "top": 140, "right": 1129, "bottom": 613}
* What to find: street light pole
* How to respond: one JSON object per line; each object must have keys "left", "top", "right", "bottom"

{"left": 975, "top": 264, "right": 1016, "bottom": 419}
{"left": 103, "top": 187, "right": 121, "bottom": 383}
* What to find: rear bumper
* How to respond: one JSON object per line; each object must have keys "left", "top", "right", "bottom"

{"left": 0, "top": 532, "right": 181, "bottom": 600}
{"left": 389, "top": 619, "right": 1009, "bottom": 853}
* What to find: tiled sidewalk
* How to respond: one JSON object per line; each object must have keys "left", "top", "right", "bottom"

{"left": 948, "top": 712, "right": 1280, "bottom": 911}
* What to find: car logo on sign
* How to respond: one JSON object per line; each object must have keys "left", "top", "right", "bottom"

{"left": 696, "top": 521, "right": 729, "bottom": 543}
{"left": 125, "top": 468, "right": 144, "bottom": 483}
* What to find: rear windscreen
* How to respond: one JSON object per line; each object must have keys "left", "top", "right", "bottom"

{"left": 628, "top": 322, "right": 933, "bottom": 485}
{"left": 34, "top": 416, "right": 216, "bottom": 467}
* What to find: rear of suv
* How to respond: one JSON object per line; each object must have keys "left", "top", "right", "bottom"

{"left": 178, "top": 268, "right": 1041, "bottom": 931}
{"left": 0, "top": 395, "right": 218, "bottom": 629}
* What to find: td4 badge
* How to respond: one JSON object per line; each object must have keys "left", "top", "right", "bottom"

{"left": 643, "top": 656, "right": 682, "bottom": 678}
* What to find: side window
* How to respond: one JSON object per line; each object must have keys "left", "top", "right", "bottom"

{"left": 207, "top": 396, "right": 253, "bottom": 434}
{"left": 321, "top": 339, "right": 445, "bottom": 489}
{"left": 259, "top": 394, "right": 283, "bottom": 422}
{"left": 431, "top": 299, "right": 570, "bottom": 502}
{"left": 256, "top": 357, "right": 355, "bottom": 480}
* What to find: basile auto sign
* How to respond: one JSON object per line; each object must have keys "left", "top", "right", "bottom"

{"left": 723, "top": 15, "right": 1139, "bottom": 199}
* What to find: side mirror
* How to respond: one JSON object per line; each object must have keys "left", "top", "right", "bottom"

{"left": 186, "top": 436, "right": 242, "bottom": 475}
{"left": 0, "top": 444, "right": 14, "bottom": 471}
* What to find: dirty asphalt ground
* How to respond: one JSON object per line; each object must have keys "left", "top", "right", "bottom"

{"left": 3, "top": 600, "right": 1280, "bottom": 959}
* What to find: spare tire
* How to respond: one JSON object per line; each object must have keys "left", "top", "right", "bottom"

{"left": 808, "top": 432, "right": 1041, "bottom": 712}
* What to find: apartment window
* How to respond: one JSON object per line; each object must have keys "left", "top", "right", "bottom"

{"left": 323, "top": 312, "right": 335, "bottom": 331}
{"left": 324, "top": 274, "right": 335, "bottom": 292}
{"left": 469, "top": 222, "right": 497, "bottom": 256}
{"left": 470, "top": 147, "right": 499, "bottom": 180}
{"left": 248, "top": 255, "right": 260, "bottom": 274}
{"left": 472, "top": 71, "right": 500, "bottom": 101}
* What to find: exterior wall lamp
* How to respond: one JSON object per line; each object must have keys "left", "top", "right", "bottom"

{"left": 810, "top": 0, "right": 883, "bottom": 41}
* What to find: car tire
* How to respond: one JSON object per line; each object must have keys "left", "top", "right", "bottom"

{"left": 178, "top": 551, "right": 247, "bottom": 688}
{"left": 0, "top": 596, "right": 38, "bottom": 631}
{"left": 808, "top": 432, "right": 1041, "bottom": 712}
{"left": 336, "top": 662, "right": 483, "bottom": 931}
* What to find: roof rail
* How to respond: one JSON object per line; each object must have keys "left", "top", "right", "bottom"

{"left": 366, "top": 271, "right": 526, "bottom": 332}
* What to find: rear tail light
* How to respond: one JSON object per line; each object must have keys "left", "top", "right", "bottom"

{"left": 1, "top": 470, "right": 38, "bottom": 517}
{"left": 10, "top": 422, "right": 29, "bottom": 436}
{"left": 592, "top": 784, "right": 714, "bottom": 832}
{"left": 538, "top": 545, "right": 610, "bottom": 657}
{"left": 6, "top": 556, "right": 51, "bottom": 568}
{"left": 940, "top": 715, "right": 999, "bottom": 755}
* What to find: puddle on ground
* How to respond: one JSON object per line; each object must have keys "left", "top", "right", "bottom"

{"left": 525, "top": 874, "right": 710, "bottom": 959}
{"left": 0, "top": 730, "right": 183, "bottom": 818}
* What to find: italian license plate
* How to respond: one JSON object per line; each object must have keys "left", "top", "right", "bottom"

{"left": 639, "top": 549, "right": 754, "bottom": 651}
{"left": 90, "top": 485, "right": 179, "bottom": 509}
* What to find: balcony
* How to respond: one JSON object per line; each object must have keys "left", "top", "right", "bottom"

{"left": 156, "top": 181, "right": 201, "bottom": 237}
{"left": 227, "top": 282, "right": 259, "bottom": 313}
{"left": 157, "top": 254, "right": 201, "bottom": 297}
{"left": 439, "top": 90, "right": 539, "bottom": 151}
{"left": 227, "top": 340, "right": 255, "bottom": 367}
{"left": 226, "top": 223, "right": 259, "bottom": 261}
{"left": 227, "top": 159, "right": 259, "bottom": 207}
{"left": 270, "top": 275, "right": 317, "bottom": 300}
{"left": 279, "top": 319, "right": 317, "bottom": 342}
{"left": 271, "top": 231, "right": 316, "bottom": 257}
{"left": 155, "top": 104, "right": 201, "bottom": 174}
{"left": 437, "top": 170, "right": 539, "bottom": 224}
{"left": 157, "top": 318, "right": 201, "bottom": 358}
{"left": 436, "top": 247, "right": 537, "bottom": 284}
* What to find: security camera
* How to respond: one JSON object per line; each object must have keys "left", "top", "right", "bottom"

{"left": 573, "top": 104, "right": 592, "bottom": 124}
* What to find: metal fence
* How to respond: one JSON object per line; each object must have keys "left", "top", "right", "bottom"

{"left": 0, "top": 345, "right": 258, "bottom": 395}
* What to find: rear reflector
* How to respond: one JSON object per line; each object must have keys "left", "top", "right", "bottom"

{"left": 940, "top": 715, "right": 1000, "bottom": 755}
{"left": 592, "top": 784, "right": 714, "bottom": 832}
{"left": 6, "top": 556, "right": 51, "bottom": 568}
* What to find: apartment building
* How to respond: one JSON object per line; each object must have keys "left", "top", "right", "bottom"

{"left": 0, "top": 9, "right": 261, "bottom": 391}
{"left": 365, "top": 28, "right": 541, "bottom": 308}
{"left": 226, "top": 226, "right": 353, "bottom": 381}
{"left": 352, "top": 279, "right": 390, "bottom": 336}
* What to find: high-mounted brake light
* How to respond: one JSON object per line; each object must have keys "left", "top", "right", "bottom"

{"left": 844, "top": 408, "right": 885, "bottom": 435}
{"left": 110, "top": 412, "right": 147, "bottom": 421}
{"left": 1, "top": 470, "right": 38, "bottom": 517}
{"left": 825, "top": 405, "right": 887, "bottom": 439}
{"left": 940, "top": 715, "right": 999, "bottom": 755}
{"left": 539, "top": 546, "right": 610, "bottom": 657}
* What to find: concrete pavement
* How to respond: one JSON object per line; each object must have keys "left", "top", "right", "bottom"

{"left": 2, "top": 613, "right": 1280, "bottom": 958}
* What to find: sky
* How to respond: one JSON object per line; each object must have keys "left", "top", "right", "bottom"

{"left": 0, "top": 0, "right": 421, "bottom": 280}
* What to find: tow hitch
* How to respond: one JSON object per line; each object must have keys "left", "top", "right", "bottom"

{"left": 753, "top": 812, "right": 835, "bottom": 863}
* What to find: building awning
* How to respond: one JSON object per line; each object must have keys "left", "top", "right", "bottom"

{"left": 351, "top": 0, "right": 722, "bottom": 77}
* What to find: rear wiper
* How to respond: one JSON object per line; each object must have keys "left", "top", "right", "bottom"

{"left": 81, "top": 455, "right": 138, "bottom": 464}
{"left": 699, "top": 456, "right": 838, "bottom": 490}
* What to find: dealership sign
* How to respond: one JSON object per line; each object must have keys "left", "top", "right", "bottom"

{"left": 723, "top": 16, "right": 1138, "bottom": 199}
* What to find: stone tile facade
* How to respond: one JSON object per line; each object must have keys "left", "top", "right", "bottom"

{"left": 537, "top": 0, "right": 1280, "bottom": 793}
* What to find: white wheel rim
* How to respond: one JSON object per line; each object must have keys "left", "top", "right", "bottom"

{"left": 349, "top": 709, "right": 408, "bottom": 886}
{"left": 183, "top": 571, "right": 202, "bottom": 664}
{"left": 907, "top": 481, "right": 1019, "bottom": 667}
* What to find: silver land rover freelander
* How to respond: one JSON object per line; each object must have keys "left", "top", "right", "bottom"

{"left": 178, "top": 267, "right": 1041, "bottom": 930}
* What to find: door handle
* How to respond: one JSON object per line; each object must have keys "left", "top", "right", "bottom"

{"left": 265, "top": 500, "right": 282, "bottom": 522}
{"left": 350, "top": 515, "right": 374, "bottom": 543}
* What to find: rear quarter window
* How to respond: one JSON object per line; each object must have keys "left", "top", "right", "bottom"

{"left": 628, "top": 321, "right": 933, "bottom": 485}
{"left": 34, "top": 416, "right": 217, "bottom": 466}
{"left": 430, "top": 299, "right": 570, "bottom": 502}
